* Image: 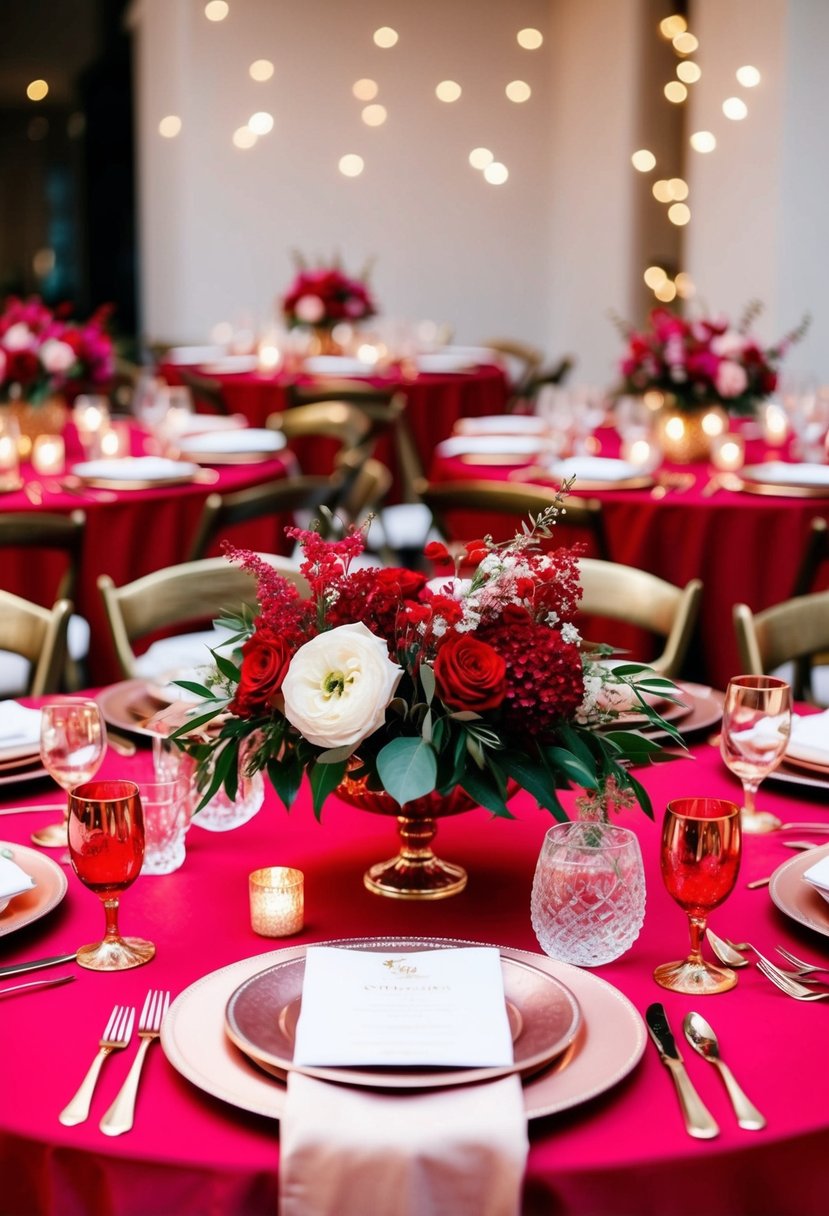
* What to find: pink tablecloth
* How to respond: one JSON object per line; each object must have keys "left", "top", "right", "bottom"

{"left": 430, "top": 428, "right": 829, "bottom": 690}
{"left": 0, "top": 424, "right": 293, "bottom": 684}
{"left": 1, "top": 716, "right": 828, "bottom": 1215}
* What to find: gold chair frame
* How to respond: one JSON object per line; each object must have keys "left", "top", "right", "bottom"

{"left": 0, "top": 591, "right": 72, "bottom": 696}
{"left": 734, "top": 591, "right": 829, "bottom": 703}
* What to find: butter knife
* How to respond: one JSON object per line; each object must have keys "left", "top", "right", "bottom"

{"left": 645, "top": 1002, "right": 719, "bottom": 1139}
{"left": 0, "top": 953, "right": 77, "bottom": 979}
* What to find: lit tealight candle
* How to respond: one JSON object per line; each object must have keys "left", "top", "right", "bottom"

{"left": 73, "top": 394, "right": 110, "bottom": 437}
{"left": 99, "top": 424, "right": 129, "bottom": 458}
{"left": 249, "top": 866, "right": 304, "bottom": 937}
{"left": 710, "top": 433, "right": 745, "bottom": 471}
{"left": 621, "top": 437, "right": 654, "bottom": 468}
{"left": 257, "top": 341, "right": 282, "bottom": 373}
{"left": 762, "top": 401, "right": 789, "bottom": 446}
{"left": 31, "top": 433, "right": 65, "bottom": 475}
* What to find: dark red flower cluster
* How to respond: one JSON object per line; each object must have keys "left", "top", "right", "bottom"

{"left": 327, "top": 565, "right": 428, "bottom": 655}
{"left": 282, "top": 267, "right": 376, "bottom": 328}
{"left": 479, "top": 610, "right": 584, "bottom": 735}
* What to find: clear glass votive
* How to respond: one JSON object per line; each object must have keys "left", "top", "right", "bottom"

{"left": 250, "top": 867, "right": 304, "bottom": 937}
{"left": 531, "top": 821, "right": 646, "bottom": 966}
{"left": 139, "top": 776, "right": 193, "bottom": 875}
{"left": 31, "top": 433, "right": 65, "bottom": 475}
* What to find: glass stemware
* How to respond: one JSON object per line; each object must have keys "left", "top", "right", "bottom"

{"left": 31, "top": 699, "right": 106, "bottom": 848}
{"left": 67, "top": 779, "right": 156, "bottom": 971}
{"left": 654, "top": 797, "right": 742, "bottom": 995}
{"left": 720, "top": 675, "right": 792, "bottom": 834}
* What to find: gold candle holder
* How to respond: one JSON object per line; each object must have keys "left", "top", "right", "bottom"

{"left": 249, "top": 866, "right": 304, "bottom": 937}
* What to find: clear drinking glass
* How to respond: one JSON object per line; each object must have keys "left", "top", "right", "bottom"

{"left": 720, "top": 675, "right": 792, "bottom": 834}
{"left": 654, "top": 797, "right": 741, "bottom": 995}
{"left": 531, "top": 821, "right": 646, "bottom": 966}
{"left": 138, "top": 776, "right": 193, "bottom": 874}
{"left": 67, "top": 779, "right": 155, "bottom": 970}
{"left": 31, "top": 699, "right": 106, "bottom": 848}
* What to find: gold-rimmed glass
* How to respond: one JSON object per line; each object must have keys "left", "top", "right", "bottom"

{"left": 720, "top": 675, "right": 792, "bottom": 834}
{"left": 31, "top": 699, "right": 106, "bottom": 848}
{"left": 67, "top": 779, "right": 155, "bottom": 971}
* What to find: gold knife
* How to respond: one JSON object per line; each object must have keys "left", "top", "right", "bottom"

{"left": 646, "top": 1002, "right": 719, "bottom": 1139}
{"left": 106, "top": 729, "right": 137, "bottom": 757}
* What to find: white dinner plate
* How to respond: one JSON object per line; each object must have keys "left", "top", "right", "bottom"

{"left": 436, "top": 434, "right": 545, "bottom": 458}
{"left": 164, "top": 345, "right": 228, "bottom": 366}
{"left": 173, "top": 415, "right": 249, "bottom": 437}
{"left": 454, "top": 415, "right": 549, "bottom": 436}
{"left": 548, "top": 457, "right": 648, "bottom": 485}
{"left": 199, "top": 355, "right": 260, "bottom": 375}
{"left": 737, "top": 463, "right": 829, "bottom": 496}
{"left": 161, "top": 936, "right": 646, "bottom": 1122}
{"left": 303, "top": 356, "right": 374, "bottom": 377}
{"left": 177, "top": 429, "right": 286, "bottom": 458}
{"left": 70, "top": 457, "right": 199, "bottom": 486}
{"left": 414, "top": 353, "right": 476, "bottom": 374}
{"left": 0, "top": 843, "right": 68, "bottom": 937}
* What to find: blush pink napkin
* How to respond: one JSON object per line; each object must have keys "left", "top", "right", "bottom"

{"left": 278, "top": 1072, "right": 529, "bottom": 1216}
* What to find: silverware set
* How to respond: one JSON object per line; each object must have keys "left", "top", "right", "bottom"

{"left": 646, "top": 1002, "right": 764, "bottom": 1138}
{"left": 706, "top": 929, "right": 829, "bottom": 999}
{"left": 58, "top": 990, "right": 170, "bottom": 1134}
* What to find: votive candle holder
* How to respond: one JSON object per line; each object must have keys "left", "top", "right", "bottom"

{"left": 249, "top": 867, "right": 304, "bottom": 937}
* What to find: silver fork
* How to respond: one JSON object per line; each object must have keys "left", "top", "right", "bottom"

{"left": 59, "top": 1004, "right": 135, "bottom": 1126}
{"left": 756, "top": 960, "right": 829, "bottom": 1002}
{"left": 99, "top": 990, "right": 171, "bottom": 1136}
{"left": 775, "top": 946, "right": 829, "bottom": 978}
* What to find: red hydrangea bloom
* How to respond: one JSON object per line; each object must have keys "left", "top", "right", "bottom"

{"left": 480, "top": 616, "right": 584, "bottom": 736}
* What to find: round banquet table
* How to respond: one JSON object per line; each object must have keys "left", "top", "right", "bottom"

{"left": 0, "top": 423, "right": 293, "bottom": 685}
{"left": 430, "top": 426, "right": 829, "bottom": 691}
{"left": 1, "top": 703, "right": 828, "bottom": 1216}
{"left": 160, "top": 360, "right": 510, "bottom": 496}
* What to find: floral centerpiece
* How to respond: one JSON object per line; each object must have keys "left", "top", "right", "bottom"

{"left": 174, "top": 499, "right": 683, "bottom": 898}
{"left": 616, "top": 302, "right": 807, "bottom": 415}
{"left": 0, "top": 296, "right": 115, "bottom": 405}
{"left": 280, "top": 254, "right": 376, "bottom": 333}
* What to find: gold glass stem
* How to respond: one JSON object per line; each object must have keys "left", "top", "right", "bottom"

{"left": 102, "top": 897, "right": 122, "bottom": 942}
{"left": 688, "top": 914, "right": 706, "bottom": 964}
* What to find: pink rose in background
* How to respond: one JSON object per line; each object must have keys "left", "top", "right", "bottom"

{"left": 715, "top": 360, "right": 749, "bottom": 398}
{"left": 39, "top": 338, "right": 77, "bottom": 375}
{"left": 294, "top": 294, "right": 326, "bottom": 324}
{"left": 2, "top": 323, "right": 34, "bottom": 351}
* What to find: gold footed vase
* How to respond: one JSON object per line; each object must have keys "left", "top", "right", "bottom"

{"left": 656, "top": 403, "right": 727, "bottom": 464}
{"left": 335, "top": 773, "right": 477, "bottom": 900}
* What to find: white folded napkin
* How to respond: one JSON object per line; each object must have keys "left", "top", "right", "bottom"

{"left": 803, "top": 855, "right": 829, "bottom": 905}
{"left": 279, "top": 1072, "right": 528, "bottom": 1216}
{"left": 436, "top": 434, "right": 544, "bottom": 458}
{"left": 744, "top": 462, "right": 829, "bottom": 488}
{"left": 548, "top": 456, "right": 645, "bottom": 482}
{"left": 0, "top": 700, "right": 42, "bottom": 751}
{"left": 787, "top": 711, "right": 829, "bottom": 766}
{"left": 454, "top": 415, "right": 548, "bottom": 436}
{"left": 0, "top": 853, "right": 36, "bottom": 911}
{"left": 71, "top": 457, "right": 198, "bottom": 482}
{"left": 177, "top": 428, "right": 286, "bottom": 454}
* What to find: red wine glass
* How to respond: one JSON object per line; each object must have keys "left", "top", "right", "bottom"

{"left": 67, "top": 779, "right": 156, "bottom": 971}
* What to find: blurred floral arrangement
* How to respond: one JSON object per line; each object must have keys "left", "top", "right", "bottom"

{"left": 281, "top": 253, "right": 377, "bottom": 330}
{"left": 173, "top": 503, "right": 683, "bottom": 825}
{"left": 616, "top": 302, "right": 809, "bottom": 414}
{"left": 0, "top": 296, "right": 115, "bottom": 405}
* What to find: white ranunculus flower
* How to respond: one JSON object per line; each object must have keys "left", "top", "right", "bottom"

{"left": 294, "top": 294, "right": 325, "bottom": 323}
{"left": 281, "top": 622, "right": 402, "bottom": 750}
{"left": 39, "top": 338, "right": 76, "bottom": 374}
{"left": 3, "top": 323, "right": 33, "bottom": 351}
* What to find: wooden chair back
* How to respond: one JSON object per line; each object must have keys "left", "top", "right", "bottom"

{"left": 0, "top": 591, "right": 72, "bottom": 695}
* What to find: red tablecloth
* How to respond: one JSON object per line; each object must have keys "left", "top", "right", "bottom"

{"left": 160, "top": 363, "right": 510, "bottom": 497}
{"left": 0, "top": 425, "right": 293, "bottom": 684}
{"left": 430, "top": 427, "right": 829, "bottom": 690}
{"left": 1, "top": 715, "right": 828, "bottom": 1215}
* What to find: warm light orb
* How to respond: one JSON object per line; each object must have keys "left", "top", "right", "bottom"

{"left": 159, "top": 115, "right": 182, "bottom": 138}
{"left": 643, "top": 265, "right": 667, "bottom": 289}
{"left": 664, "top": 81, "right": 688, "bottom": 103}
{"left": 659, "top": 15, "right": 687, "bottom": 39}
{"left": 736, "top": 65, "right": 761, "bottom": 87}
{"left": 373, "top": 26, "right": 398, "bottom": 48}
{"left": 361, "top": 104, "right": 387, "bottom": 126}
{"left": 675, "top": 272, "right": 695, "bottom": 299}
{"left": 339, "top": 153, "right": 365, "bottom": 177}
{"left": 723, "top": 96, "right": 748, "bottom": 120}
{"left": 249, "top": 60, "right": 274, "bottom": 82}
{"left": 506, "top": 80, "right": 532, "bottom": 103}
{"left": 517, "top": 28, "right": 543, "bottom": 49}
{"left": 248, "top": 111, "right": 274, "bottom": 135}
{"left": 469, "top": 147, "right": 494, "bottom": 170}
{"left": 702, "top": 410, "right": 726, "bottom": 437}
{"left": 26, "top": 79, "right": 49, "bottom": 101}
{"left": 652, "top": 179, "right": 673, "bottom": 203}
{"left": 204, "top": 0, "right": 229, "bottom": 21}
{"left": 631, "top": 149, "right": 656, "bottom": 172}
{"left": 673, "top": 32, "right": 699, "bottom": 55}
{"left": 677, "top": 61, "right": 701, "bottom": 84}
{"left": 483, "top": 161, "right": 509, "bottom": 185}
{"left": 690, "top": 130, "right": 717, "bottom": 153}
{"left": 232, "top": 126, "right": 257, "bottom": 149}
{"left": 668, "top": 202, "right": 691, "bottom": 226}
{"left": 654, "top": 279, "right": 677, "bottom": 303}
{"left": 353, "top": 78, "right": 379, "bottom": 101}
{"left": 436, "top": 80, "right": 462, "bottom": 102}
{"left": 668, "top": 177, "right": 688, "bottom": 201}
{"left": 665, "top": 415, "right": 685, "bottom": 441}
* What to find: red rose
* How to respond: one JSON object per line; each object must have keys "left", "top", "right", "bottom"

{"left": 424, "top": 540, "right": 451, "bottom": 564}
{"left": 434, "top": 634, "right": 506, "bottom": 712}
{"left": 230, "top": 629, "right": 292, "bottom": 717}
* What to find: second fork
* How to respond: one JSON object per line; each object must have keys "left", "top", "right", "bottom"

{"left": 59, "top": 1004, "right": 135, "bottom": 1126}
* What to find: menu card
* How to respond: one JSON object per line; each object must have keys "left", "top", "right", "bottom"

{"left": 292, "top": 946, "right": 514, "bottom": 1068}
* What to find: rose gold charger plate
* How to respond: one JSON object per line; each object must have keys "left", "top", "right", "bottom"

{"left": 633, "top": 682, "right": 723, "bottom": 739}
{"left": 97, "top": 679, "right": 182, "bottom": 739}
{"left": 225, "top": 940, "right": 581, "bottom": 1089}
{"left": 769, "top": 843, "right": 829, "bottom": 937}
{"left": 0, "top": 743, "right": 48, "bottom": 787}
{"left": 735, "top": 465, "right": 829, "bottom": 499}
{"left": 0, "top": 842, "right": 68, "bottom": 936}
{"left": 162, "top": 937, "right": 646, "bottom": 1122}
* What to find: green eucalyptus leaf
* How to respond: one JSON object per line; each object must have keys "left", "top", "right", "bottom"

{"left": 460, "top": 767, "right": 513, "bottom": 818}
{"left": 309, "top": 758, "right": 347, "bottom": 820}
{"left": 316, "top": 744, "right": 355, "bottom": 765}
{"left": 546, "top": 746, "right": 599, "bottom": 789}
{"left": 376, "top": 738, "right": 437, "bottom": 805}
{"left": 419, "top": 663, "right": 436, "bottom": 705}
